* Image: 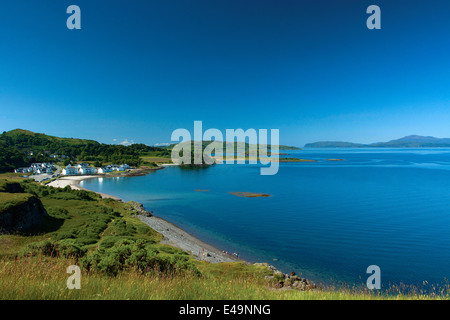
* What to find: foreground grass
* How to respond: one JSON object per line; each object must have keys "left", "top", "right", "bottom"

{"left": 0, "top": 256, "right": 448, "bottom": 300}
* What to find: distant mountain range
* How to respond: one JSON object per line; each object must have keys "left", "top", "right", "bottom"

{"left": 304, "top": 135, "right": 450, "bottom": 148}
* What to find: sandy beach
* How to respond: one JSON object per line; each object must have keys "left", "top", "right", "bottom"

{"left": 47, "top": 175, "right": 242, "bottom": 264}
{"left": 47, "top": 175, "right": 122, "bottom": 201}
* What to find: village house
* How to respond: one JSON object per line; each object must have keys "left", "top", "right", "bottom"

{"left": 108, "top": 164, "right": 128, "bottom": 172}
{"left": 79, "top": 167, "right": 97, "bottom": 175}
{"left": 15, "top": 162, "right": 55, "bottom": 174}
{"left": 58, "top": 163, "right": 130, "bottom": 176}
{"left": 62, "top": 164, "right": 78, "bottom": 176}
{"left": 97, "top": 167, "right": 112, "bottom": 174}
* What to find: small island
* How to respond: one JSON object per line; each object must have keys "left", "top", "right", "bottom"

{"left": 229, "top": 192, "right": 272, "bottom": 198}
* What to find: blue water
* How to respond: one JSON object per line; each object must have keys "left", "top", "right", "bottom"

{"left": 80, "top": 148, "right": 450, "bottom": 287}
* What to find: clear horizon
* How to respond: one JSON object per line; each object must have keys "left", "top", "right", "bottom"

{"left": 1, "top": 1, "right": 450, "bottom": 147}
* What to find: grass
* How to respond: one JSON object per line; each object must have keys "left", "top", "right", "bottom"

{"left": 0, "top": 192, "right": 33, "bottom": 213}
{"left": 0, "top": 256, "right": 448, "bottom": 300}
{"left": 140, "top": 155, "right": 173, "bottom": 164}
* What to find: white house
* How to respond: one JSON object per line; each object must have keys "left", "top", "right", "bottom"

{"left": 79, "top": 167, "right": 97, "bottom": 175}
{"left": 97, "top": 167, "right": 112, "bottom": 174}
{"left": 62, "top": 164, "right": 78, "bottom": 175}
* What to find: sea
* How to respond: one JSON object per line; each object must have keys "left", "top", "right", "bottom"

{"left": 80, "top": 148, "right": 450, "bottom": 288}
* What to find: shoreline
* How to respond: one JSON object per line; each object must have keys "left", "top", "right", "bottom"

{"left": 47, "top": 172, "right": 243, "bottom": 264}
{"left": 47, "top": 175, "right": 123, "bottom": 201}
{"left": 138, "top": 215, "right": 242, "bottom": 263}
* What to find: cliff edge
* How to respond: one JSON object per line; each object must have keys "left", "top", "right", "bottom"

{"left": 0, "top": 193, "right": 48, "bottom": 233}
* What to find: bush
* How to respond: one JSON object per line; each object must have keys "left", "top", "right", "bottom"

{"left": 55, "top": 230, "right": 77, "bottom": 240}
{"left": 99, "top": 236, "right": 140, "bottom": 250}
{"left": 46, "top": 207, "right": 69, "bottom": 219}
{"left": 106, "top": 219, "right": 136, "bottom": 237}
{"left": 24, "top": 240, "right": 58, "bottom": 257}
{"left": 81, "top": 239, "right": 200, "bottom": 277}
{"left": 136, "top": 224, "right": 154, "bottom": 236}
{"left": 57, "top": 239, "right": 87, "bottom": 258}
{"left": 23, "top": 239, "right": 86, "bottom": 258}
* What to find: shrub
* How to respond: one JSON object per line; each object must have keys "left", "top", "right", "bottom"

{"left": 57, "top": 239, "right": 87, "bottom": 258}
{"left": 136, "top": 224, "right": 154, "bottom": 236}
{"left": 81, "top": 239, "right": 200, "bottom": 277}
{"left": 55, "top": 230, "right": 77, "bottom": 240}
{"left": 107, "top": 219, "right": 136, "bottom": 237}
{"left": 24, "top": 240, "right": 58, "bottom": 257}
{"left": 99, "top": 236, "right": 140, "bottom": 250}
{"left": 46, "top": 207, "right": 69, "bottom": 219}
{"left": 23, "top": 239, "right": 86, "bottom": 259}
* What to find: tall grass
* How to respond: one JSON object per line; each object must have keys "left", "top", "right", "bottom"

{"left": 1, "top": 256, "right": 449, "bottom": 300}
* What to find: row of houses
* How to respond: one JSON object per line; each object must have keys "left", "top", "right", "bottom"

{"left": 15, "top": 163, "right": 55, "bottom": 174}
{"left": 61, "top": 164, "right": 130, "bottom": 176}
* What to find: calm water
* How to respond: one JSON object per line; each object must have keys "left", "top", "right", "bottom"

{"left": 81, "top": 148, "right": 450, "bottom": 287}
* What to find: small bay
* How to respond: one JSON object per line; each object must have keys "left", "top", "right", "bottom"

{"left": 81, "top": 148, "right": 450, "bottom": 287}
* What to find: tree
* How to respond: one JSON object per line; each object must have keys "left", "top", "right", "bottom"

{"left": 94, "top": 160, "right": 102, "bottom": 167}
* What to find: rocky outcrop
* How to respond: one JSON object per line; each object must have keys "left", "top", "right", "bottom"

{"left": 4, "top": 183, "right": 24, "bottom": 193}
{"left": 128, "top": 201, "right": 152, "bottom": 217}
{"left": 0, "top": 195, "right": 48, "bottom": 232}
{"left": 254, "top": 263, "right": 319, "bottom": 291}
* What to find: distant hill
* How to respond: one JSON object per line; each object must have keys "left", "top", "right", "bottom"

{"left": 0, "top": 129, "right": 300, "bottom": 173}
{"left": 370, "top": 135, "right": 450, "bottom": 147}
{"left": 164, "top": 140, "right": 301, "bottom": 151}
{"left": 2, "top": 129, "right": 101, "bottom": 151}
{"left": 303, "top": 141, "right": 366, "bottom": 148}
{"left": 304, "top": 135, "right": 450, "bottom": 148}
{"left": 0, "top": 129, "right": 169, "bottom": 172}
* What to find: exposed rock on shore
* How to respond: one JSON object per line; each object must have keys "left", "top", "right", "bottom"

{"left": 128, "top": 201, "right": 152, "bottom": 217}
{"left": 254, "top": 263, "right": 319, "bottom": 291}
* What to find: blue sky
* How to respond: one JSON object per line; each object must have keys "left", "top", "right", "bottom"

{"left": 1, "top": 0, "right": 450, "bottom": 147}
